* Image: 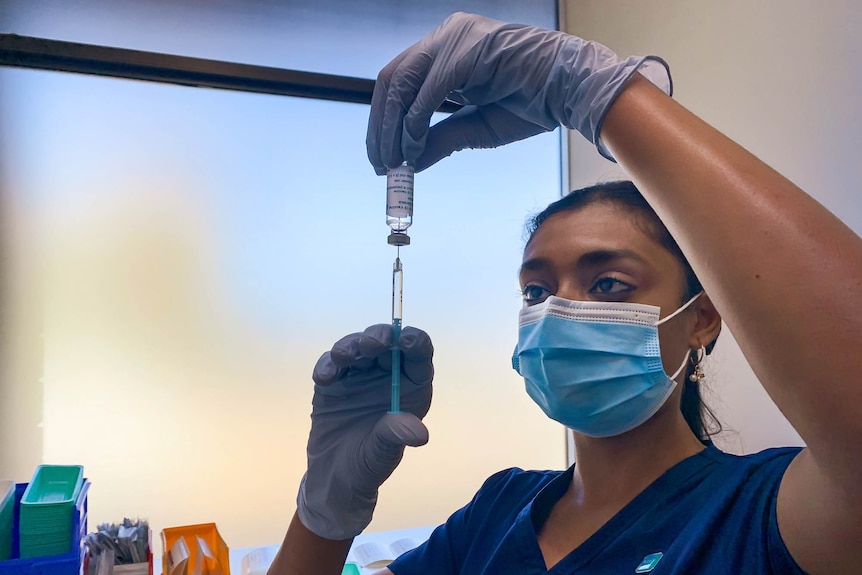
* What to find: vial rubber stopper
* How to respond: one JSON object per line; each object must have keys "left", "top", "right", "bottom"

{"left": 388, "top": 232, "right": 411, "bottom": 246}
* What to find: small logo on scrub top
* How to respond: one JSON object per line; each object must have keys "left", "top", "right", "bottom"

{"left": 635, "top": 552, "right": 663, "bottom": 573}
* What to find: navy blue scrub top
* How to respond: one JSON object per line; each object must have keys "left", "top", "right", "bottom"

{"left": 388, "top": 443, "right": 807, "bottom": 574}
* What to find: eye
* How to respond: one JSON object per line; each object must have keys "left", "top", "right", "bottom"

{"left": 521, "top": 284, "right": 551, "bottom": 305}
{"left": 590, "top": 276, "right": 634, "bottom": 296}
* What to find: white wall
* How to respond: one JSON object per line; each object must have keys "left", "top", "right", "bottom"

{"left": 0, "top": 191, "right": 43, "bottom": 478}
{"left": 564, "top": 0, "right": 862, "bottom": 453}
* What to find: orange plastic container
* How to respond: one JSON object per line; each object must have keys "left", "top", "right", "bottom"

{"left": 161, "top": 523, "right": 229, "bottom": 575}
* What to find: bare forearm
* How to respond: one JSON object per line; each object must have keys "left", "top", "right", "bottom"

{"left": 601, "top": 75, "right": 862, "bottom": 476}
{"left": 267, "top": 512, "right": 353, "bottom": 575}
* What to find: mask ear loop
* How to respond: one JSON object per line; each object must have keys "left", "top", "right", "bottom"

{"left": 655, "top": 291, "right": 704, "bottom": 326}
{"left": 658, "top": 292, "right": 705, "bottom": 381}
{"left": 669, "top": 351, "right": 689, "bottom": 380}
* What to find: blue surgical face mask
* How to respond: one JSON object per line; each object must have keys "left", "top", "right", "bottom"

{"left": 512, "top": 293, "right": 702, "bottom": 438}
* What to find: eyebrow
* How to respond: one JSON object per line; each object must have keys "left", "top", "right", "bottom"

{"left": 578, "top": 248, "right": 650, "bottom": 267}
{"left": 519, "top": 248, "right": 650, "bottom": 276}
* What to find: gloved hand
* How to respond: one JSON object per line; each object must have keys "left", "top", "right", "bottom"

{"left": 296, "top": 324, "right": 434, "bottom": 540}
{"left": 367, "top": 11, "right": 672, "bottom": 173}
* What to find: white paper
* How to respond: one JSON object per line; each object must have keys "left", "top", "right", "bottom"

{"left": 167, "top": 537, "right": 190, "bottom": 575}
{"left": 350, "top": 538, "right": 419, "bottom": 568}
{"left": 241, "top": 546, "right": 278, "bottom": 575}
{"left": 388, "top": 538, "right": 419, "bottom": 557}
{"left": 196, "top": 536, "right": 222, "bottom": 575}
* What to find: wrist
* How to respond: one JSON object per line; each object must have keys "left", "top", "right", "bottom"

{"left": 592, "top": 55, "right": 672, "bottom": 161}
{"left": 296, "top": 472, "right": 377, "bottom": 540}
{"left": 267, "top": 512, "right": 353, "bottom": 575}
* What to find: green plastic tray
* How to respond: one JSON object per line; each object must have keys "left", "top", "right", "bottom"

{"left": 20, "top": 465, "right": 83, "bottom": 506}
{"left": 0, "top": 480, "right": 13, "bottom": 561}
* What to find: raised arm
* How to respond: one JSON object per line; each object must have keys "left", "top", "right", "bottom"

{"left": 600, "top": 75, "right": 862, "bottom": 574}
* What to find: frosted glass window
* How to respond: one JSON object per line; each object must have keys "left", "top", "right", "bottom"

{"left": 0, "top": 0, "right": 557, "bottom": 78}
{"left": 0, "top": 66, "right": 564, "bottom": 551}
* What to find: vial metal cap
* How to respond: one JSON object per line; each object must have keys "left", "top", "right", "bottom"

{"left": 388, "top": 232, "right": 411, "bottom": 246}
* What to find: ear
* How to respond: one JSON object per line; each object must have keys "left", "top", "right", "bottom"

{"left": 689, "top": 293, "right": 722, "bottom": 353}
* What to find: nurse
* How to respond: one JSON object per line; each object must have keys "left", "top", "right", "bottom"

{"left": 270, "top": 12, "right": 862, "bottom": 575}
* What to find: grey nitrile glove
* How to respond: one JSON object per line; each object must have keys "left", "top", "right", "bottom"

{"left": 366, "top": 11, "right": 672, "bottom": 173}
{"left": 296, "top": 324, "right": 433, "bottom": 540}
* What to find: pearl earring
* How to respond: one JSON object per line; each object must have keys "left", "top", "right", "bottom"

{"left": 689, "top": 345, "right": 706, "bottom": 383}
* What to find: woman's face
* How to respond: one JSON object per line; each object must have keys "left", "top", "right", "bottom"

{"left": 519, "top": 201, "right": 695, "bottom": 375}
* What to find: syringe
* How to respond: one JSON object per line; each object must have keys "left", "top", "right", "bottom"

{"left": 390, "top": 253, "right": 403, "bottom": 413}
{"left": 386, "top": 162, "right": 413, "bottom": 414}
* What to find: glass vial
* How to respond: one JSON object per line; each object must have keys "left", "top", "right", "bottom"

{"left": 386, "top": 162, "right": 414, "bottom": 233}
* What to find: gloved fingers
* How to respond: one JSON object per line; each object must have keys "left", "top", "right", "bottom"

{"left": 411, "top": 105, "right": 550, "bottom": 172}
{"left": 398, "top": 59, "right": 457, "bottom": 165}
{"left": 356, "top": 323, "right": 432, "bottom": 355}
{"left": 311, "top": 328, "right": 386, "bottom": 389}
{"left": 369, "top": 12, "right": 509, "bottom": 173}
{"left": 368, "top": 37, "right": 434, "bottom": 174}
{"left": 311, "top": 351, "right": 340, "bottom": 386}
{"left": 368, "top": 49, "right": 415, "bottom": 175}
{"left": 373, "top": 412, "right": 430, "bottom": 450}
{"left": 399, "top": 326, "right": 434, "bottom": 386}
{"left": 402, "top": 13, "right": 530, "bottom": 165}
{"left": 381, "top": 51, "right": 435, "bottom": 170}
{"left": 403, "top": 359, "right": 434, "bottom": 389}
{"left": 312, "top": 348, "right": 382, "bottom": 390}
{"left": 314, "top": 325, "right": 432, "bottom": 386}
{"left": 353, "top": 414, "right": 429, "bottom": 489}
{"left": 398, "top": 326, "right": 433, "bottom": 359}
{"left": 362, "top": 325, "right": 434, "bottom": 385}
{"left": 328, "top": 331, "right": 377, "bottom": 372}
{"left": 404, "top": 105, "right": 479, "bottom": 172}
{"left": 373, "top": 326, "right": 434, "bottom": 385}
{"left": 356, "top": 323, "right": 393, "bottom": 358}
{"left": 402, "top": 380, "right": 433, "bottom": 421}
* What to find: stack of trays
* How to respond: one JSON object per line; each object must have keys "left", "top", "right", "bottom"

{"left": 18, "top": 465, "right": 84, "bottom": 559}
{"left": 0, "top": 481, "right": 13, "bottom": 560}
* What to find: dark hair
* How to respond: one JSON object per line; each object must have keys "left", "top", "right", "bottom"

{"left": 526, "top": 180, "right": 721, "bottom": 443}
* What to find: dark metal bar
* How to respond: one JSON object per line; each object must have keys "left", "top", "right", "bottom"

{"left": 0, "top": 34, "right": 462, "bottom": 113}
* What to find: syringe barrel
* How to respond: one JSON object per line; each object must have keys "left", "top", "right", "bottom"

{"left": 392, "top": 257, "right": 403, "bottom": 321}
{"left": 386, "top": 163, "right": 414, "bottom": 233}
{"left": 390, "top": 255, "right": 403, "bottom": 413}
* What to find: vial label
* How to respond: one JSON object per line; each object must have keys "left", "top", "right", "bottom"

{"left": 386, "top": 165, "right": 414, "bottom": 218}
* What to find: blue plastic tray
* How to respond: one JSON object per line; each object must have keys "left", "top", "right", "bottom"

{"left": 0, "top": 480, "right": 89, "bottom": 575}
